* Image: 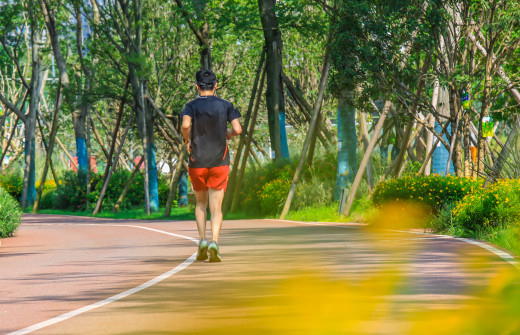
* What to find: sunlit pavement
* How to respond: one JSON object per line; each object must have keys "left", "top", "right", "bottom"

{"left": 0, "top": 214, "right": 517, "bottom": 334}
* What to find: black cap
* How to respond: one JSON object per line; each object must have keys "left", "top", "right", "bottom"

{"left": 196, "top": 70, "right": 217, "bottom": 90}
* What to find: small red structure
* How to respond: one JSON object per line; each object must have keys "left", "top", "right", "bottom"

{"left": 70, "top": 156, "right": 99, "bottom": 173}
{"left": 134, "top": 156, "right": 145, "bottom": 170}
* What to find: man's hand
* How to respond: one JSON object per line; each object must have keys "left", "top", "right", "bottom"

{"left": 227, "top": 119, "right": 242, "bottom": 140}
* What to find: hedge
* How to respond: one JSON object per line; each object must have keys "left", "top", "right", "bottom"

{"left": 0, "top": 186, "right": 22, "bottom": 238}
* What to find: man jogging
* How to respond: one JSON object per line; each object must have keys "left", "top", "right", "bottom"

{"left": 181, "top": 70, "right": 242, "bottom": 262}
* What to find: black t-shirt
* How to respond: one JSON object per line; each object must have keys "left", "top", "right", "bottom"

{"left": 181, "top": 96, "right": 241, "bottom": 168}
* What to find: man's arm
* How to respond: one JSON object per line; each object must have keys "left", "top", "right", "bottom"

{"left": 181, "top": 115, "right": 192, "bottom": 151}
{"left": 227, "top": 118, "right": 242, "bottom": 140}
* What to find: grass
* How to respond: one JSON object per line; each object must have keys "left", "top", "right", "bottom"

{"left": 34, "top": 207, "right": 267, "bottom": 222}
{"left": 481, "top": 226, "right": 520, "bottom": 256}
{"left": 34, "top": 207, "right": 195, "bottom": 221}
{"left": 284, "top": 197, "right": 374, "bottom": 223}
{"left": 285, "top": 203, "right": 343, "bottom": 222}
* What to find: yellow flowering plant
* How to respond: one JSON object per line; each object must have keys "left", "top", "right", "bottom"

{"left": 451, "top": 179, "right": 520, "bottom": 235}
{"left": 372, "top": 174, "right": 481, "bottom": 214}
{"left": 0, "top": 172, "right": 23, "bottom": 200}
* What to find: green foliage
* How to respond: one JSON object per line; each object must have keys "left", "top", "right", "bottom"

{"left": 0, "top": 172, "right": 23, "bottom": 200}
{"left": 487, "top": 226, "right": 520, "bottom": 256}
{"left": 53, "top": 171, "right": 89, "bottom": 211}
{"left": 429, "top": 201, "right": 462, "bottom": 235}
{"left": 260, "top": 177, "right": 292, "bottom": 213}
{"left": 0, "top": 186, "right": 22, "bottom": 238}
{"left": 286, "top": 203, "right": 343, "bottom": 223}
{"left": 451, "top": 179, "right": 520, "bottom": 236}
{"left": 372, "top": 174, "right": 482, "bottom": 213}
{"left": 330, "top": 0, "right": 425, "bottom": 94}
{"left": 39, "top": 187, "right": 59, "bottom": 210}
{"left": 241, "top": 161, "right": 294, "bottom": 214}
{"left": 51, "top": 170, "right": 170, "bottom": 212}
{"left": 240, "top": 152, "right": 337, "bottom": 215}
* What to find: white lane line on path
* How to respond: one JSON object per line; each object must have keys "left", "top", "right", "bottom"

{"left": 267, "top": 219, "right": 520, "bottom": 269}
{"left": 458, "top": 237, "right": 519, "bottom": 269}
{"left": 8, "top": 224, "right": 198, "bottom": 335}
{"left": 387, "top": 228, "right": 520, "bottom": 269}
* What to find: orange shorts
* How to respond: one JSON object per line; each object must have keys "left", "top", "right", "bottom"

{"left": 188, "top": 165, "right": 230, "bottom": 192}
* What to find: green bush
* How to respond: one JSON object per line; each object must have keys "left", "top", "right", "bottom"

{"left": 452, "top": 179, "right": 520, "bottom": 235}
{"left": 88, "top": 170, "right": 145, "bottom": 211}
{"left": 259, "top": 177, "right": 291, "bottom": 213}
{"left": 39, "top": 187, "right": 59, "bottom": 210}
{"left": 293, "top": 173, "right": 335, "bottom": 210}
{"left": 54, "top": 171, "right": 89, "bottom": 210}
{"left": 0, "top": 186, "right": 22, "bottom": 238}
{"left": 240, "top": 152, "right": 337, "bottom": 215}
{"left": 51, "top": 170, "right": 171, "bottom": 211}
{"left": 241, "top": 160, "right": 295, "bottom": 214}
{"left": 372, "top": 174, "right": 482, "bottom": 213}
{"left": 0, "top": 172, "right": 23, "bottom": 200}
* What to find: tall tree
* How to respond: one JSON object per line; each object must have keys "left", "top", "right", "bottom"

{"left": 0, "top": 0, "right": 43, "bottom": 209}
{"left": 258, "top": 0, "right": 290, "bottom": 160}
{"left": 92, "top": 0, "right": 161, "bottom": 212}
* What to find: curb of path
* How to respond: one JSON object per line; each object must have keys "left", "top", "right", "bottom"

{"left": 264, "top": 218, "right": 520, "bottom": 269}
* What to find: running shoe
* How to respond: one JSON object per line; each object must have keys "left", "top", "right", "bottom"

{"left": 196, "top": 239, "right": 209, "bottom": 261}
{"left": 208, "top": 241, "right": 222, "bottom": 262}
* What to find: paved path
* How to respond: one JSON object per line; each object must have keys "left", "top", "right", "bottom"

{"left": 0, "top": 214, "right": 516, "bottom": 334}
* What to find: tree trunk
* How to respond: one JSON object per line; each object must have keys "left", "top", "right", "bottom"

{"left": 21, "top": 1, "right": 42, "bottom": 209}
{"left": 425, "top": 77, "right": 440, "bottom": 175}
{"left": 37, "top": 116, "right": 60, "bottom": 187}
{"left": 174, "top": 0, "right": 212, "bottom": 70}
{"left": 306, "top": 112, "right": 320, "bottom": 167}
{"left": 281, "top": 73, "right": 334, "bottom": 145}
{"left": 33, "top": 82, "right": 62, "bottom": 212}
{"left": 130, "top": 73, "right": 159, "bottom": 213}
{"left": 334, "top": 91, "right": 357, "bottom": 201}
{"left": 230, "top": 64, "right": 267, "bottom": 213}
{"left": 476, "top": 52, "right": 494, "bottom": 177}
{"left": 164, "top": 149, "right": 187, "bottom": 217}
{"left": 34, "top": 0, "right": 70, "bottom": 212}
{"left": 280, "top": 61, "right": 330, "bottom": 219}
{"left": 93, "top": 110, "right": 134, "bottom": 215}
{"left": 258, "top": 0, "right": 289, "bottom": 160}
{"left": 431, "top": 87, "right": 453, "bottom": 174}
{"left": 72, "top": 2, "right": 89, "bottom": 175}
{"left": 37, "top": 110, "right": 78, "bottom": 170}
{"left": 223, "top": 49, "right": 265, "bottom": 213}
{"left": 449, "top": 87, "right": 464, "bottom": 176}
{"left": 341, "top": 100, "right": 392, "bottom": 218}
{"left": 177, "top": 169, "right": 189, "bottom": 207}
{"left": 359, "top": 110, "right": 374, "bottom": 190}
{"left": 113, "top": 156, "right": 144, "bottom": 212}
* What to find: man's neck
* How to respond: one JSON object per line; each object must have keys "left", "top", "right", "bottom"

{"left": 199, "top": 90, "right": 215, "bottom": 97}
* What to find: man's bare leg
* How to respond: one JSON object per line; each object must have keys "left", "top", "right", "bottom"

{"left": 194, "top": 190, "right": 208, "bottom": 240}
{"left": 208, "top": 188, "right": 225, "bottom": 242}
